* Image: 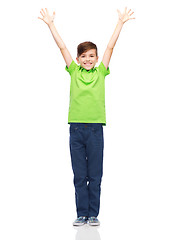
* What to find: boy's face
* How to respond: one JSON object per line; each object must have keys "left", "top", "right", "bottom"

{"left": 76, "top": 49, "right": 99, "bottom": 70}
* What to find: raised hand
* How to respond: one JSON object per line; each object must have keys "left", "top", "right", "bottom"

{"left": 38, "top": 8, "right": 55, "bottom": 26}
{"left": 117, "top": 7, "right": 135, "bottom": 24}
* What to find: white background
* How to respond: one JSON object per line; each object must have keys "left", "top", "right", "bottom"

{"left": 0, "top": 0, "right": 176, "bottom": 239}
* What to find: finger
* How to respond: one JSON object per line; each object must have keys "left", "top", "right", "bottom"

{"left": 125, "top": 7, "right": 127, "bottom": 13}
{"left": 52, "top": 12, "right": 55, "bottom": 20}
{"left": 117, "top": 9, "right": 121, "bottom": 14}
{"left": 38, "top": 17, "right": 43, "bottom": 20}
{"left": 128, "top": 9, "right": 131, "bottom": 14}
{"left": 40, "top": 10, "right": 44, "bottom": 17}
{"left": 41, "top": 8, "right": 45, "bottom": 15}
{"left": 129, "top": 11, "right": 134, "bottom": 16}
{"left": 129, "top": 17, "right": 135, "bottom": 20}
{"left": 117, "top": 9, "right": 122, "bottom": 18}
{"left": 45, "top": 8, "right": 49, "bottom": 14}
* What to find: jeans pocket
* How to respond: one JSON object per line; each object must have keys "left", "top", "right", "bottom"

{"left": 92, "top": 126, "right": 102, "bottom": 136}
{"left": 70, "top": 125, "right": 79, "bottom": 134}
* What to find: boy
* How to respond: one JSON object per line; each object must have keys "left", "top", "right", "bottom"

{"left": 38, "top": 7, "right": 135, "bottom": 226}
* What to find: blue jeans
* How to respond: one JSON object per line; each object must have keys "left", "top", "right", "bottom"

{"left": 69, "top": 123, "right": 104, "bottom": 218}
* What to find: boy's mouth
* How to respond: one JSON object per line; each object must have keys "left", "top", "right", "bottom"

{"left": 84, "top": 62, "right": 92, "bottom": 66}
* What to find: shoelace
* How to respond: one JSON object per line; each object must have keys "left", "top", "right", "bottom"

{"left": 89, "top": 217, "right": 97, "bottom": 221}
{"left": 77, "top": 216, "right": 87, "bottom": 221}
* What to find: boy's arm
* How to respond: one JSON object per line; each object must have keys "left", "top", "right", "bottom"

{"left": 102, "top": 7, "right": 135, "bottom": 70}
{"left": 48, "top": 22, "right": 73, "bottom": 67}
{"left": 38, "top": 8, "right": 73, "bottom": 68}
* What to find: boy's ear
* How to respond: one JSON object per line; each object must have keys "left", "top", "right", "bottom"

{"left": 96, "top": 56, "right": 99, "bottom": 62}
{"left": 76, "top": 57, "right": 80, "bottom": 64}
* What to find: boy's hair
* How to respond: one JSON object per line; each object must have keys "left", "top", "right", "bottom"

{"left": 77, "top": 41, "right": 98, "bottom": 57}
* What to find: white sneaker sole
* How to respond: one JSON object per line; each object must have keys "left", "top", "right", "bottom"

{"left": 73, "top": 222, "right": 87, "bottom": 226}
{"left": 88, "top": 222, "right": 100, "bottom": 226}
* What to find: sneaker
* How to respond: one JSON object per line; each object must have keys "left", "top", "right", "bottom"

{"left": 73, "top": 216, "right": 88, "bottom": 226}
{"left": 88, "top": 217, "right": 100, "bottom": 226}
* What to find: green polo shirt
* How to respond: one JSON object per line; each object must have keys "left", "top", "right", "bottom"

{"left": 65, "top": 60, "right": 110, "bottom": 126}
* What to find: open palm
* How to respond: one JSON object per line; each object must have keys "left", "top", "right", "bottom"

{"left": 38, "top": 8, "right": 55, "bottom": 26}
{"left": 117, "top": 7, "right": 135, "bottom": 24}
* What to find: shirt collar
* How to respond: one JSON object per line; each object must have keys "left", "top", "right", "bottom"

{"left": 78, "top": 65, "right": 97, "bottom": 73}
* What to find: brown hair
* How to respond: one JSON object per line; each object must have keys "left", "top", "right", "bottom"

{"left": 77, "top": 41, "right": 98, "bottom": 58}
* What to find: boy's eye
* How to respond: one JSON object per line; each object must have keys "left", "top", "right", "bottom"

{"left": 80, "top": 55, "right": 95, "bottom": 58}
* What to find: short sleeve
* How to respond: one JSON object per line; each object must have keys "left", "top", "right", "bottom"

{"left": 65, "top": 60, "right": 77, "bottom": 75}
{"left": 98, "top": 61, "right": 110, "bottom": 77}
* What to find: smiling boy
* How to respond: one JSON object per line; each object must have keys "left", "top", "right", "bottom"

{"left": 38, "top": 7, "right": 135, "bottom": 226}
{"left": 76, "top": 49, "right": 98, "bottom": 70}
